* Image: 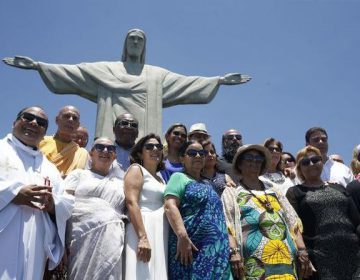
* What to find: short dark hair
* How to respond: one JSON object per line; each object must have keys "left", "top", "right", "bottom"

{"left": 305, "top": 127, "right": 328, "bottom": 143}
{"left": 129, "top": 133, "right": 164, "bottom": 171}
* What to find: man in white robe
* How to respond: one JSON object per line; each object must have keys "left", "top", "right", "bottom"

{"left": 3, "top": 28, "right": 251, "bottom": 139}
{"left": 0, "top": 106, "right": 74, "bottom": 280}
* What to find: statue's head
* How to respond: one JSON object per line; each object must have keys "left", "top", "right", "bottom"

{"left": 122, "top": 29, "right": 146, "bottom": 64}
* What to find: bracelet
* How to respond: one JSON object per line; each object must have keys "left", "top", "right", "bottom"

{"left": 297, "top": 248, "right": 307, "bottom": 253}
{"left": 229, "top": 247, "right": 240, "bottom": 256}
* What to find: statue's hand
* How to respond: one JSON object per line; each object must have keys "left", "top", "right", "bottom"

{"left": 219, "top": 73, "right": 251, "bottom": 85}
{"left": 2, "top": 55, "right": 38, "bottom": 70}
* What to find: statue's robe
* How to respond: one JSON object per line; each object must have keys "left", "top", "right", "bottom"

{"left": 38, "top": 61, "right": 220, "bottom": 139}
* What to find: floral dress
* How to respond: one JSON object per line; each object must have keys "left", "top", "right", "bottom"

{"left": 222, "top": 183, "right": 299, "bottom": 280}
{"left": 165, "top": 172, "right": 232, "bottom": 279}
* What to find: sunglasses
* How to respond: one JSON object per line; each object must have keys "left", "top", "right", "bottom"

{"left": 241, "top": 154, "right": 265, "bottom": 163}
{"left": 144, "top": 143, "right": 163, "bottom": 151}
{"left": 116, "top": 120, "right": 138, "bottom": 128}
{"left": 224, "top": 134, "right": 242, "bottom": 141}
{"left": 185, "top": 149, "right": 208, "bottom": 158}
{"left": 93, "top": 144, "right": 116, "bottom": 153}
{"left": 300, "top": 155, "right": 322, "bottom": 166}
{"left": 18, "top": 112, "right": 48, "bottom": 128}
{"left": 267, "top": 146, "right": 282, "bottom": 153}
{"left": 284, "top": 158, "right": 295, "bottom": 163}
{"left": 172, "top": 131, "right": 187, "bottom": 139}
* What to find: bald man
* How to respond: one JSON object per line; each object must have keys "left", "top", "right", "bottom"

{"left": 73, "top": 126, "right": 89, "bottom": 148}
{"left": 39, "top": 106, "right": 88, "bottom": 177}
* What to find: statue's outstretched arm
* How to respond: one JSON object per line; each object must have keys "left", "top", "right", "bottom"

{"left": 3, "top": 56, "right": 39, "bottom": 70}
{"left": 219, "top": 73, "right": 251, "bottom": 85}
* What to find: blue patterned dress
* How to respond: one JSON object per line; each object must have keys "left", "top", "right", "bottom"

{"left": 165, "top": 172, "right": 232, "bottom": 279}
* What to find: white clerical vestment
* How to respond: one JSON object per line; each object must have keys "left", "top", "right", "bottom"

{"left": 0, "top": 134, "right": 74, "bottom": 280}
{"left": 38, "top": 61, "right": 220, "bottom": 139}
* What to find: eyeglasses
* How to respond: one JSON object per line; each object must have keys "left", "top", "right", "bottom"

{"left": 18, "top": 112, "right": 48, "bottom": 128}
{"left": 116, "top": 120, "right": 138, "bottom": 129}
{"left": 172, "top": 131, "right": 187, "bottom": 139}
{"left": 267, "top": 146, "right": 282, "bottom": 153}
{"left": 185, "top": 149, "right": 208, "bottom": 158}
{"left": 144, "top": 143, "right": 163, "bottom": 151}
{"left": 93, "top": 144, "right": 116, "bottom": 153}
{"left": 241, "top": 154, "right": 265, "bottom": 163}
{"left": 224, "top": 134, "right": 242, "bottom": 141}
{"left": 310, "top": 136, "right": 327, "bottom": 143}
{"left": 300, "top": 155, "right": 322, "bottom": 166}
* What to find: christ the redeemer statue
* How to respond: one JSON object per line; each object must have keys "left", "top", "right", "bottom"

{"left": 3, "top": 29, "right": 251, "bottom": 139}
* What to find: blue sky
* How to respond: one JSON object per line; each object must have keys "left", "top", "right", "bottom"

{"left": 1, "top": 0, "right": 359, "bottom": 164}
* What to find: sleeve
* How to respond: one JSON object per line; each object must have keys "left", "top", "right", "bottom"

{"left": 0, "top": 147, "right": 25, "bottom": 211}
{"left": 286, "top": 187, "right": 299, "bottom": 213}
{"left": 332, "top": 183, "right": 360, "bottom": 232}
{"left": 162, "top": 71, "right": 220, "bottom": 107}
{"left": 164, "top": 172, "right": 191, "bottom": 200}
{"left": 345, "top": 167, "right": 355, "bottom": 186}
{"left": 221, "top": 187, "right": 243, "bottom": 255}
{"left": 42, "top": 162, "right": 75, "bottom": 269}
{"left": 63, "top": 170, "right": 81, "bottom": 192}
{"left": 38, "top": 62, "right": 98, "bottom": 102}
{"left": 346, "top": 180, "right": 360, "bottom": 213}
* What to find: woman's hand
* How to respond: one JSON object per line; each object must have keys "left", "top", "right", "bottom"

{"left": 230, "top": 251, "right": 245, "bottom": 279}
{"left": 297, "top": 249, "right": 316, "bottom": 279}
{"left": 176, "top": 235, "right": 198, "bottom": 266}
{"left": 137, "top": 236, "right": 151, "bottom": 263}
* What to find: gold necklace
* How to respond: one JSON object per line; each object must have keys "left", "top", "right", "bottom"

{"left": 241, "top": 181, "right": 274, "bottom": 212}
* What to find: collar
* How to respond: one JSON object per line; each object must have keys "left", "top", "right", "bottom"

{"left": 7, "top": 133, "right": 42, "bottom": 157}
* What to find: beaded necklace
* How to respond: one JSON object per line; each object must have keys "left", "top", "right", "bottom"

{"left": 241, "top": 180, "right": 274, "bottom": 212}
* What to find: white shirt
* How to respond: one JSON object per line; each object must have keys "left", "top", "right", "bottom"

{"left": 0, "top": 134, "right": 74, "bottom": 280}
{"left": 321, "top": 158, "right": 354, "bottom": 187}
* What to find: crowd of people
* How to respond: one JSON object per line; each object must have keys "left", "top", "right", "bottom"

{"left": 1, "top": 104, "right": 360, "bottom": 280}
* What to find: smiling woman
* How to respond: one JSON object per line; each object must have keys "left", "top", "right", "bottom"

{"left": 286, "top": 145, "right": 360, "bottom": 280}
{"left": 161, "top": 123, "right": 187, "bottom": 182}
{"left": 123, "top": 133, "right": 169, "bottom": 280}
{"left": 64, "top": 137, "right": 126, "bottom": 279}
{"left": 164, "top": 141, "right": 232, "bottom": 279}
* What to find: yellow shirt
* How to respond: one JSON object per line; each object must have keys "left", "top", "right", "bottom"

{"left": 39, "top": 136, "right": 88, "bottom": 177}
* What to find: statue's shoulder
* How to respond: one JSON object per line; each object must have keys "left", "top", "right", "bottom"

{"left": 144, "top": 64, "right": 170, "bottom": 76}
